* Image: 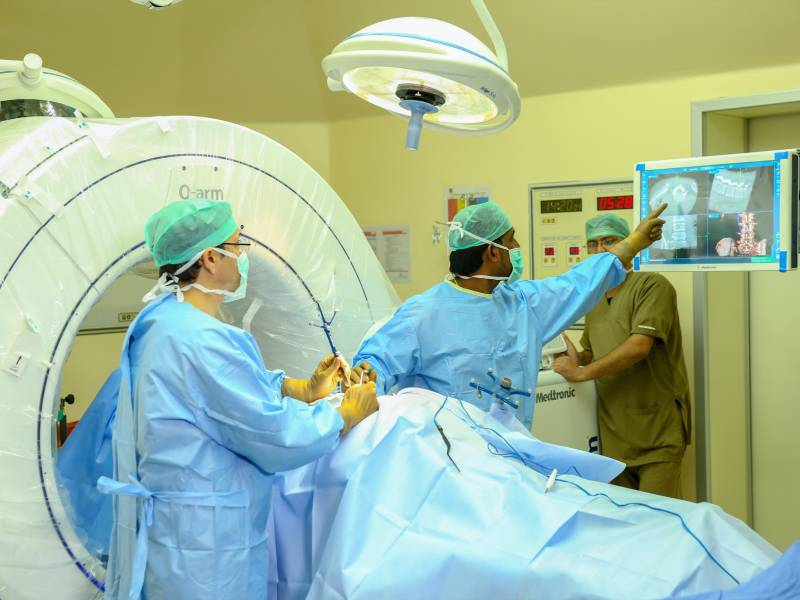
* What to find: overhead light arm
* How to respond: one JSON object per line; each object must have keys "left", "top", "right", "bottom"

{"left": 470, "top": 0, "right": 508, "bottom": 72}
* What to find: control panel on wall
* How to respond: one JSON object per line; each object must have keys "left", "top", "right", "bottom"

{"left": 528, "top": 180, "right": 634, "bottom": 278}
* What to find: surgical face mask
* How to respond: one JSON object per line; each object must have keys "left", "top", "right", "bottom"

{"left": 143, "top": 246, "right": 250, "bottom": 303}
{"left": 444, "top": 221, "right": 524, "bottom": 284}
{"left": 507, "top": 248, "right": 523, "bottom": 284}
{"left": 214, "top": 247, "right": 249, "bottom": 303}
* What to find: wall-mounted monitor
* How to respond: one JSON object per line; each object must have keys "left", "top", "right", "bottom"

{"left": 634, "top": 149, "right": 798, "bottom": 272}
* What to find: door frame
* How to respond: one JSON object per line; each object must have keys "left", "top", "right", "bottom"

{"left": 690, "top": 87, "right": 800, "bottom": 520}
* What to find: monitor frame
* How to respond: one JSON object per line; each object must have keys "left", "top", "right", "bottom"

{"left": 633, "top": 149, "right": 799, "bottom": 272}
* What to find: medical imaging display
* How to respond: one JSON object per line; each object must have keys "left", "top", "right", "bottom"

{"left": 640, "top": 161, "right": 779, "bottom": 265}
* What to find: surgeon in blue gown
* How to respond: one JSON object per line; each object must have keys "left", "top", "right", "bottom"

{"left": 100, "top": 198, "right": 378, "bottom": 600}
{"left": 352, "top": 201, "right": 667, "bottom": 429}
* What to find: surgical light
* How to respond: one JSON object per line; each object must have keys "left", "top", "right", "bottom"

{"left": 322, "top": 0, "right": 520, "bottom": 150}
{"left": 129, "top": 0, "right": 183, "bottom": 9}
{"left": 0, "top": 53, "right": 114, "bottom": 123}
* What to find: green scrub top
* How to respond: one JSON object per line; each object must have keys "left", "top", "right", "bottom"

{"left": 581, "top": 272, "right": 690, "bottom": 466}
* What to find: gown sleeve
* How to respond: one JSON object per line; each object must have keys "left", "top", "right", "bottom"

{"left": 185, "top": 327, "right": 345, "bottom": 474}
{"left": 513, "top": 253, "right": 626, "bottom": 343}
{"left": 353, "top": 305, "right": 420, "bottom": 395}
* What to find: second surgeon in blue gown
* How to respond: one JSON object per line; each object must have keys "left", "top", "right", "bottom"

{"left": 56, "top": 369, "right": 120, "bottom": 561}
{"left": 352, "top": 201, "right": 667, "bottom": 429}
{"left": 100, "top": 198, "right": 378, "bottom": 600}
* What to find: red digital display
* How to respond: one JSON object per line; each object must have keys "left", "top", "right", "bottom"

{"left": 569, "top": 246, "right": 580, "bottom": 255}
{"left": 544, "top": 246, "right": 555, "bottom": 256}
{"left": 597, "top": 195, "right": 634, "bottom": 211}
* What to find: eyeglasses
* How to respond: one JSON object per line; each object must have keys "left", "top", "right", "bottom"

{"left": 219, "top": 241, "right": 252, "bottom": 254}
{"left": 586, "top": 237, "right": 620, "bottom": 250}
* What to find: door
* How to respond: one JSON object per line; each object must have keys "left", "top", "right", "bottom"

{"left": 746, "top": 112, "right": 800, "bottom": 550}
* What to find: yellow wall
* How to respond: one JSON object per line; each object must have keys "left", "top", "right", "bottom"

{"left": 60, "top": 332, "right": 126, "bottom": 423}
{"left": 748, "top": 112, "right": 800, "bottom": 149}
{"left": 704, "top": 113, "right": 748, "bottom": 155}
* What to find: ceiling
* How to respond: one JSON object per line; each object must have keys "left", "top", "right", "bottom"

{"left": 4, "top": 0, "right": 800, "bottom": 123}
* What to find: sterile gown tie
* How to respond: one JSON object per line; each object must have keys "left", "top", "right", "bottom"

{"left": 97, "top": 476, "right": 247, "bottom": 600}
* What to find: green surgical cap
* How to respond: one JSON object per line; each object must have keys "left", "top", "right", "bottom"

{"left": 448, "top": 201, "right": 513, "bottom": 251}
{"left": 145, "top": 198, "right": 238, "bottom": 267}
{"left": 585, "top": 213, "right": 630, "bottom": 241}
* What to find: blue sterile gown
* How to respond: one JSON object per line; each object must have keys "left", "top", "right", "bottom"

{"left": 101, "top": 293, "right": 344, "bottom": 600}
{"left": 354, "top": 253, "right": 626, "bottom": 428}
{"left": 56, "top": 369, "right": 120, "bottom": 560}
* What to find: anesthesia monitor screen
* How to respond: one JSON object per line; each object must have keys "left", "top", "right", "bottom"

{"left": 639, "top": 160, "right": 780, "bottom": 266}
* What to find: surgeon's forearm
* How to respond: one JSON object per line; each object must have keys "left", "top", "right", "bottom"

{"left": 579, "top": 335, "right": 653, "bottom": 381}
{"left": 608, "top": 232, "right": 648, "bottom": 269}
{"left": 281, "top": 377, "right": 313, "bottom": 403}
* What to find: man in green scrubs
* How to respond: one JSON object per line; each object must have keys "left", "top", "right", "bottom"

{"left": 554, "top": 214, "right": 690, "bottom": 498}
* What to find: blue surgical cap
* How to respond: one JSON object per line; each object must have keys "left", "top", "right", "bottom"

{"left": 145, "top": 198, "right": 238, "bottom": 267}
{"left": 585, "top": 214, "right": 630, "bottom": 241}
{"left": 448, "top": 201, "right": 513, "bottom": 251}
